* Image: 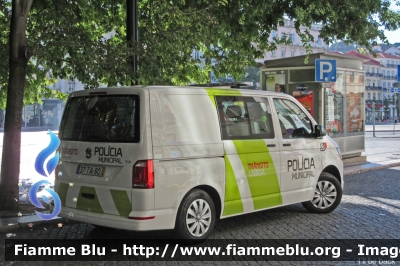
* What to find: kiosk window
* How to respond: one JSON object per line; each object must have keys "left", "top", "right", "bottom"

{"left": 216, "top": 96, "right": 274, "bottom": 140}
{"left": 273, "top": 98, "right": 312, "bottom": 139}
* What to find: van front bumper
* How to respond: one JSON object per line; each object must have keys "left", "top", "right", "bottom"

{"left": 59, "top": 206, "right": 177, "bottom": 231}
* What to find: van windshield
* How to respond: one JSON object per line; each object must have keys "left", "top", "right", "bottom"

{"left": 59, "top": 95, "right": 139, "bottom": 143}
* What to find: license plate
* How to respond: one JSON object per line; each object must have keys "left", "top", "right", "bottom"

{"left": 76, "top": 165, "right": 105, "bottom": 177}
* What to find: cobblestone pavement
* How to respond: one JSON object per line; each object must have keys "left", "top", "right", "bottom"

{"left": 364, "top": 132, "right": 400, "bottom": 163}
{"left": 2, "top": 166, "right": 400, "bottom": 265}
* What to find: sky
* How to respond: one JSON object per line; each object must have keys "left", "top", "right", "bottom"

{"left": 383, "top": 1, "right": 400, "bottom": 44}
{"left": 384, "top": 29, "right": 400, "bottom": 44}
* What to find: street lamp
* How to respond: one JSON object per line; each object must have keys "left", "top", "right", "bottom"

{"left": 127, "top": 0, "right": 138, "bottom": 85}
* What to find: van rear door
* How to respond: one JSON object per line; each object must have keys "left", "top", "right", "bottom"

{"left": 57, "top": 93, "right": 145, "bottom": 216}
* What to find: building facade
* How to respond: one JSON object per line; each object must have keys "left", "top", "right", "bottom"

{"left": 372, "top": 53, "right": 400, "bottom": 120}
{"left": 256, "top": 20, "right": 329, "bottom": 63}
{"left": 346, "top": 51, "right": 400, "bottom": 122}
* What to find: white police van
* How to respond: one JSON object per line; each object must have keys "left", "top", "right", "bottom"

{"left": 55, "top": 85, "right": 343, "bottom": 241}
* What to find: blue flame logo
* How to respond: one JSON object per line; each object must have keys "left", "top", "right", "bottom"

{"left": 35, "top": 131, "right": 60, "bottom": 176}
{"left": 29, "top": 130, "right": 61, "bottom": 220}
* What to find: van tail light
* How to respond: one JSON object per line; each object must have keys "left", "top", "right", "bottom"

{"left": 132, "top": 160, "right": 154, "bottom": 189}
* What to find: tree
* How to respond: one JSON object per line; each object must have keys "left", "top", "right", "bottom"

{"left": 1, "top": 0, "right": 400, "bottom": 210}
{"left": 0, "top": 0, "right": 131, "bottom": 210}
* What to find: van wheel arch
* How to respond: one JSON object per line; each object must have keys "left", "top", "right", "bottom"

{"left": 322, "top": 165, "right": 341, "bottom": 184}
{"left": 191, "top": 185, "right": 222, "bottom": 220}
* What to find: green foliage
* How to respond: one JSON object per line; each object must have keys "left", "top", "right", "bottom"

{"left": 0, "top": 0, "right": 399, "bottom": 107}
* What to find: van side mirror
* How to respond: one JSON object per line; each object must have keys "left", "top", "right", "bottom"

{"left": 313, "top": 124, "right": 326, "bottom": 138}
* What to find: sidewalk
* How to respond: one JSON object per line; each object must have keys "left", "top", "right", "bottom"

{"left": 1, "top": 129, "right": 400, "bottom": 233}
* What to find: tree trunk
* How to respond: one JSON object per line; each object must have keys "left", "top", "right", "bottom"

{"left": 0, "top": 0, "right": 33, "bottom": 211}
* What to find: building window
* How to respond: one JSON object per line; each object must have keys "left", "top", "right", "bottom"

{"left": 271, "top": 50, "right": 276, "bottom": 56}
{"left": 366, "top": 67, "right": 370, "bottom": 73}
{"left": 378, "top": 93, "right": 381, "bottom": 100}
{"left": 372, "top": 67, "right": 375, "bottom": 74}
{"left": 68, "top": 81, "right": 75, "bottom": 92}
{"left": 368, "top": 93, "right": 371, "bottom": 100}
{"left": 281, "top": 32, "right": 286, "bottom": 39}
{"left": 281, "top": 48, "right": 286, "bottom": 57}
{"left": 317, "top": 38, "right": 322, "bottom": 46}
{"left": 392, "top": 71, "right": 395, "bottom": 78}
{"left": 388, "top": 82, "right": 391, "bottom": 89}
{"left": 271, "top": 31, "right": 276, "bottom": 39}
{"left": 383, "top": 82, "right": 386, "bottom": 88}
{"left": 291, "top": 33, "right": 295, "bottom": 43}
{"left": 373, "top": 93, "right": 376, "bottom": 100}
{"left": 300, "top": 49, "right": 304, "bottom": 55}
{"left": 291, "top": 49, "right": 295, "bottom": 56}
{"left": 367, "top": 80, "right": 370, "bottom": 86}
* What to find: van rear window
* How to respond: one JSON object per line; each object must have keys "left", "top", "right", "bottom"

{"left": 59, "top": 95, "right": 139, "bottom": 143}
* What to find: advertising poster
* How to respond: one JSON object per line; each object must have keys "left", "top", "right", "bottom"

{"left": 346, "top": 92, "right": 363, "bottom": 132}
{"left": 325, "top": 84, "right": 343, "bottom": 134}
{"left": 293, "top": 90, "right": 314, "bottom": 117}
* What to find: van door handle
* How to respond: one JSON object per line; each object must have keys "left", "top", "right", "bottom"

{"left": 267, "top": 144, "right": 276, "bottom": 147}
{"left": 283, "top": 143, "right": 291, "bottom": 146}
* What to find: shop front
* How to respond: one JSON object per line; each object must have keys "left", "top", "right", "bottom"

{"left": 260, "top": 53, "right": 365, "bottom": 158}
{"left": 22, "top": 99, "right": 65, "bottom": 128}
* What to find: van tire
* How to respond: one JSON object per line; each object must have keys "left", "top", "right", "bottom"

{"left": 175, "top": 189, "right": 215, "bottom": 243}
{"left": 302, "top": 172, "right": 342, "bottom": 213}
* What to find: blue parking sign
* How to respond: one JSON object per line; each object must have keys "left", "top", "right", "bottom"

{"left": 391, "top": 88, "right": 395, "bottom": 93}
{"left": 398, "top": 65, "right": 400, "bottom": 82}
{"left": 315, "top": 59, "right": 337, "bottom": 82}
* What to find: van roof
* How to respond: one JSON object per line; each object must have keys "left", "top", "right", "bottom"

{"left": 68, "top": 85, "right": 287, "bottom": 98}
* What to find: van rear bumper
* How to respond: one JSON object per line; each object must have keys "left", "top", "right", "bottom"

{"left": 59, "top": 206, "right": 176, "bottom": 231}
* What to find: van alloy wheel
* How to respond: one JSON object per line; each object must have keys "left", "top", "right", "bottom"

{"left": 175, "top": 189, "right": 216, "bottom": 242}
{"left": 312, "top": 180, "right": 337, "bottom": 209}
{"left": 186, "top": 199, "right": 212, "bottom": 237}
{"left": 302, "top": 172, "right": 342, "bottom": 214}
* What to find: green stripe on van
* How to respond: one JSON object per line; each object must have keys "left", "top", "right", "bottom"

{"left": 205, "top": 88, "right": 241, "bottom": 107}
{"left": 57, "top": 183, "right": 69, "bottom": 207}
{"left": 76, "top": 186, "right": 104, "bottom": 213}
{"left": 233, "top": 140, "right": 282, "bottom": 210}
{"left": 110, "top": 189, "right": 132, "bottom": 217}
{"left": 223, "top": 155, "right": 244, "bottom": 216}
{"left": 206, "top": 88, "right": 243, "bottom": 216}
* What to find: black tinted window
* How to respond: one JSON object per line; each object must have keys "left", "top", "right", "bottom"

{"left": 59, "top": 95, "right": 139, "bottom": 143}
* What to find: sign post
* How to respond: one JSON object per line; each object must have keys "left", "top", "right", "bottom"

{"left": 394, "top": 92, "right": 397, "bottom": 135}
{"left": 372, "top": 102, "right": 376, "bottom": 137}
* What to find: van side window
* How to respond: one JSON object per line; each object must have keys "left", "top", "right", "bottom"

{"left": 216, "top": 96, "right": 275, "bottom": 140}
{"left": 273, "top": 98, "right": 312, "bottom": 139}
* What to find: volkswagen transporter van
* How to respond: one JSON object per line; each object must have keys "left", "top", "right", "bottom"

{"left": 55, "top": 85, "right": 343, "bottom": 241}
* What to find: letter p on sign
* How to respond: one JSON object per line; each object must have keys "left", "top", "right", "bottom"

{"left": 315, "top": 59, "right": 336, "bottom": 82}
